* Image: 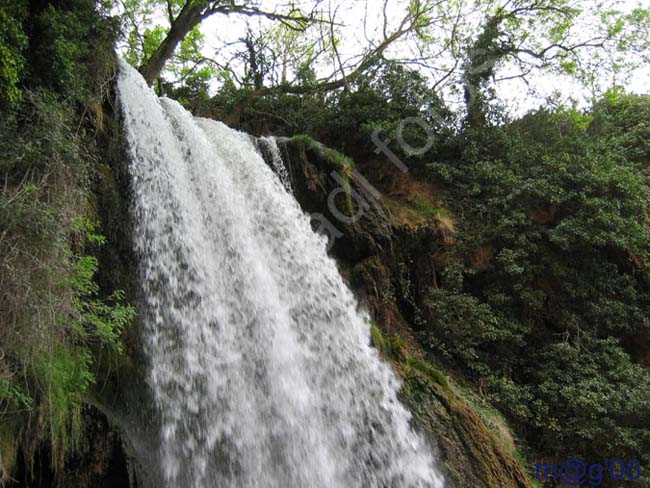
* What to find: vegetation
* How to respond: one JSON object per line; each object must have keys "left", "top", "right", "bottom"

{"left": 205, "top": 58, "right": 452, "bottom": 169}
{"left": 282, "top": 74, "right": 650, "bottom": 477}
{"left": 370, "top": 322, "right": 449, "bottom": 390}
{"left": 1, "top": 0, "right": 650, "bottom": 486}
{"left": 425, "top": 98, "right": 650, "bottom": 475}
{"left": 290, "top": 134, "right": 356, "bottom": 170}
{"left": 0, "top": 0, "right": 133, "bottom": 478}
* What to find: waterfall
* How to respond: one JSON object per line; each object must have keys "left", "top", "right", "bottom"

{"left": 257, "top": 136, "right": 292, "bottom": 192}
{"left": 116, "top": 60, "right": 444, "bottom": 488}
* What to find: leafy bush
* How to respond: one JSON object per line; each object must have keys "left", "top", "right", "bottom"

{"left": 589, "top": 90, "right": 650, "bottom": 166}
{"left": 490, "top": 338, "right": 650, "bottom": 463}
{"left": 206, "top": 59, "right": 453, "bottom": 164}
{"left": 29, "top": 0, "right": 117, "bottom": 96}
{"left": 0, "top": 1, "right": 28, "bottom": 108}
{"left": 424, "top": 103, "right": 650, "bottom": 468}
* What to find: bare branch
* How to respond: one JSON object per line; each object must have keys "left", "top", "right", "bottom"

{"left": 166, "top": 0, "right": 175, "bottom": 24}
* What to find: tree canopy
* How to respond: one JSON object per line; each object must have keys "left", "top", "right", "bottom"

{"left": 117, "top": 0, "right": 650, "bottom": 120}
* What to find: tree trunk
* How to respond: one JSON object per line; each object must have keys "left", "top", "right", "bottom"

{"left": 464, "top": 82, "right": 487, "bottom": 129}
{"left": 140, "top": 2, "right": 206, "bottom": 86}
{"left": 463, "top": 16, "right": 503, "bottom": 129}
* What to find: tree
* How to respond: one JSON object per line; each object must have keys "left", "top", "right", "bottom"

{"left": 119, "top": 0, "right": 454, "bottom": 91}
{"left": 425, "top": 102, "right": 650, "bottom": 467}
{"left": 120, "top": 0, "right": 321, "bottom": 86}
{"left": 454, "top": 0, "right": 650, "bottom": 127}
{"left": 118, "top": 0, "right": 650, "bottom": 115}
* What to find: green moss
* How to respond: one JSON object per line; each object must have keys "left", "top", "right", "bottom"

{"left": 450, "top": 380, "right": 541, "bottom": 486}
{"left": 370, "top": 321, "right": 449, "bottom": 391}
{"left": 323, "top": 148, "right": 356, "bottom": 170}
{"left": 369, "top": 321, "right": 410, "bottom": 362}
{"left": 290, "top": 133, "right": 317, "bottom": 146}
{"left": 291, "top": 134, "right": 356, "bottom": 215}
{"left": 406, "top": 357, "right": 449, "bottom": 389}
{"left": 370, "top": 321, "right": 389, "bottom": 355}
{"left": 400, "top": 368, "right": 536, "bottom": 488}
{"left": 290, "top": 134, "right": 356, "bottom": 170}
{"left": 388, "top": 334, "right": 408, "bottom": 362}
{"left": 412, "top": 194, "right": 447, "bottom": 219}
{"left": 290, "top": 134, "right": 358, "bottom": 216}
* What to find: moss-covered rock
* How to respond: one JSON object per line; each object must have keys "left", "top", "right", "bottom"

{"left": 275, "top": 136, "right": 393, "bottom": 262}
{"left": 400, "top": 369, "right": 533, "bottom": 488}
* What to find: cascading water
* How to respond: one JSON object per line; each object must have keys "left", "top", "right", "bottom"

{"left": 117, "top": 60, "right": 445, "bottom": 488}
{"left": 257, "top": 136, "right": 292, "bottom": 192}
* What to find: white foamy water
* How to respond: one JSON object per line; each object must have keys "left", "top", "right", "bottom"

{"left": 257, "top": 136, "right": 292, "bottom": 192}
{"left": 117, "top": 60, "right": 444, "bottom": 488}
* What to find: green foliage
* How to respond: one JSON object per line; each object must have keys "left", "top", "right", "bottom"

{"left": 458, "top": 0, "right": 650, "bottom": 108}
{"left": 32, "top": 5, "right": 85, "bottom": 92}
{"left": 589, "top": 90, "right": 650, "bottom": 166}
{"left": 0, "top": 1, "right": 28, "bottom": 108}
{"left": 29, "top": 0, "right": 118, "bottom": 97}
{"left": 423, "top": 287, "right": 505, "bottom": 376}
{"left": 425, "top": 101, "right": 650, "bottom": 467}
{"left": 0, "top": 192, "right": 134, "bottom": 469}
{"left": 490, "top": 338, "right": 650, "bottom": 464}
{"left": 0, "top": 379, "right": 33, "bottom": 411}
{"left": 71, "top": 251, "right": 134, "bottom": 352}
{"left": 328, "top": 61, "right": 451, "bottom": 158}
{"left": 33, "top": 348, "right": 94, "bottom": 467}
{"left": 1, "top": 89, "right": 86, "bottom": 186}
{"left": 122, "top": 0, "right": 216, "bottom": 89}
{"left": 0, "top": 0, "right": 132, "bottom": 475}
{"left": 211, "top": 60, "right": 452, "bottom": 163}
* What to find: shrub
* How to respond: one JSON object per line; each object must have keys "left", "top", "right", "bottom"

{"left": 424, "top": 103, "right": 650, "bottom": 467}
{"left": 0, "top": 1, "right": 28, "bottom": 108}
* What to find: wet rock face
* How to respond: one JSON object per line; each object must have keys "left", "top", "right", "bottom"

{"left": 57, "top": 407, "right": 132, "bottom": 488}
{"left": 266, "top": 137, "right": 534, "bottom": 488}
{"left": 272, "top": 136, "right": 446, "bottom": 334}
{"left": 274, "top": 137, "right": 394, "bottom": 263}
{"left": 273, "top": 137, "right": 453, "bottom": 328}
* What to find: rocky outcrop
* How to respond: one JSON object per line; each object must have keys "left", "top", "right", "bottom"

{"left": 270, "top": 136, "right": 534, "bottom": 488}
{"left": 1, "top": 406, "right": 130, "bottom": 488}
